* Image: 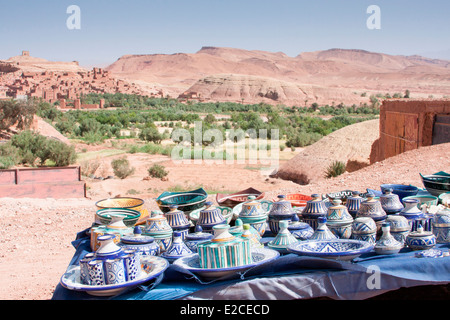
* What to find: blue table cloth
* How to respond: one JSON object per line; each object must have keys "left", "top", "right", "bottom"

{"left": 52, "top": 229, "right": 450, "bottom": 300}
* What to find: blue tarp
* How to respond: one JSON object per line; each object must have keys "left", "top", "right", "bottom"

{"left": 52, "top": 229, "right": 450, "bottom": 300}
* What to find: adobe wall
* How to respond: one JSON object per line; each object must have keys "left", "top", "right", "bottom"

{"left": 370, "top": 99, "right": 450, "bottom": 163}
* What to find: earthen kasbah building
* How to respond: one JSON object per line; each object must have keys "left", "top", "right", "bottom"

{"left": 0, "top": 51, "right": 163, "bottom": 109}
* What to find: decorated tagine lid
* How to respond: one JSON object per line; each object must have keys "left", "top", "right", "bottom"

{"left": 267, "top": 220, "right": 298, "bottom": 254}
{"left": 374, "top": 222, "right": 403, "bottom": 255}
{"left": 433, "top": 208, "right": 450, "bottom": 227}
{"left": 119, "top": 226, "right": 160, "bottom": 257}
{"left": 309, "top": 216, "right": 337, "bottom": 241}
{"left": 400, "top": 199, "right": 425, "bottom": 223}
{"left": 165, "top": 205, "right": 190, "bottom": 232}
{"left": 241, "top": 224, "right": 264, "bottom": 249}
{"left": 90, "top": 214, "right": 134, "bottom": 252}
{"left": 268, "top": 195, "right": 296, "bottom": 219}
{"left": 239, "top": 196, "right": 267, "bottom": 218}
{"left": 326, "top": 199, "right": 354, "bottom": 226}
{"left": 380, "top": 188, "right": 404, "bottom": 214}
{"left": 405, "top": 224, "right": 436, "bottom": 251}
{"left": 356, "top": 193, "right": 387, "bottom": 223}
{"left": 302, "top": 194, "right": 328, "bottom": 216}
{"left": 197, "top": 201, "right": 227, "bottom": 233}
{"left": 346, "top": 191, "right": 364, "bottom": 217}
{"left": 351, "top": 217, "right": 377, "bottom": 235}
{"left": 161, "top": 231, "right": 194, "bottom": 262}
{"left": 386, "top": 215, "right": 410, "bottom": 232}
{"left": 288, "top": 214, "right": 314, "bottom": 240}
{"left": 144, "top": 211, "right": 173, "bottom": 235}
{"left": 197, "top": 224, "right": 252, "bottom": 269}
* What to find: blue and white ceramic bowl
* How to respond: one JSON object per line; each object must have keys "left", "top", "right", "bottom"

{"left": 287, "top": 239, "right": 374, "bottom": 261}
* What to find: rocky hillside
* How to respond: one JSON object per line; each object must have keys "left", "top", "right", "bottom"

{"left": 106, "top": 47, "right": 450, "bottom": 106}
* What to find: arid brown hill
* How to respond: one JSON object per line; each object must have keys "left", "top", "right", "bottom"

{"left": 106, "top": 47, "right": 450, "bottom": 106}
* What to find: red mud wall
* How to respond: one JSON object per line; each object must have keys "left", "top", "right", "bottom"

{"left": 0, "top": 166, "right": 86, "bottom": 199}
{"left": 370, "top": 99, "right": 450, "bottom": 163}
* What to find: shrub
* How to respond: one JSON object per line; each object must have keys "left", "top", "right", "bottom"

{"left": 111, "top": 157, "right": 135, "bottom": 179}
{"left": 147, "top": 164, "right": 168, "bottom": 179}
{"left": 325, "top": 160, "right": 346, "bottom": 178}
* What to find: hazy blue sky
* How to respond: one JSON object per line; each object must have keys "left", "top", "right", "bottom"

{"left": 1, "top": 0, "right": 449, "bottom": 67}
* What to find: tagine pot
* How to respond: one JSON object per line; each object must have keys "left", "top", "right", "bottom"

{"left": 288, "top": 214, "right": 314, "bottom": 240}
{"left": 268, "top": 195, "right": 296, "bottom": 235}
{"left": 165, "top": 205, "right": 191, "bottom": 240}
{"left": 380, "top": 188, "right": 404, "bottom": 214}
{"left": 351, "top": 217, "right": 377, "bottom": 244}
{"left": 345, "top": 191, "right": 364, "bottom": 218}
{"left": 309, "top": 216, "right": 337, "bottom": 241}
{"left": 267, "top": 220, "right": 298, "bottom": 254}
{"left": 196, "top": 201, "right": 227, "bottom": 234}
{"left": 185, "top": 225, "right": 214, "bottom": 253}
{"left": 400, "top": 199, "right": 426, "bottom": 232}
{"left": 238, "top": 196, "right": 268, "bottom": 237}
{"left": 432, "top": 208, "right": 450, "bottom": 244}
{"left": 374, "top": 222, "right": 403, "bottom": 255}
{"left": 301, "top": 194, "right": 328, "bottom": 230}
{"left": 405, "top": 224, "right": 436, "bottom": 251}
{"left": 143, "top": 211, "right": 173, "bottom": 252}
{"left": 119, "top": 226, "right": 160, "bottom": 257}
{"left": 386, "top": 215, "right": 410, "bottom": 246}
{"left": 241, "top": 224, "right": 264, "bottom": 249}
{"left": 356, "top": 193, "right": 387, "bottom": 234}
{"left": 90, "top": 214, "right": 134, "bottom": 252}
{"left": 161, "top": 231, "right": 194, "bottom": 263}
{"left": 326, "top": 199, "right": 354, "bottom": 239}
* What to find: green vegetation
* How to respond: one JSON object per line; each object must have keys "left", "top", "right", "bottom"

{"left": 325, "top": 160, "right": 347, "bottom": 178}
{"left": 147, "top": 164, "right": 169, "bottom": 179}
{"left": 0, "top": 130, "right": 76, "bottom": 169}
{"left": 111, "top": 156, "right": 135, "bottom": 179}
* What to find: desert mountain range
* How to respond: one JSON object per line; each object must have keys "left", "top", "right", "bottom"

{"left": 105, "top": 47, "right": 450, "bottom": 106}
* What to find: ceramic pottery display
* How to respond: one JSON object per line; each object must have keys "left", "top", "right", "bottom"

{"left": 268, "top": 195, "right": 297, "bottom": 235}
{"left": 287, "top": 239, "right": 373, "bottom": 261}
{"left": 165, "top": 205, "right": 191, "bottom": 240}
{"left": 386, "top": 215, "right": 410, "bottom": 245}
{"left": 241, "top": 224, "right": 264, "bottom": 249}
{"left": 420, "top": 171, "right": 450, "bottom": 197}
{"left": 405, "top": 224, "right": 436, "bottom": 251}
{"left": 143, "top": 211, "right": 173, "bottom": 252}
{"left": 161, "top": 231, "right": 194, "bottom": 262}
{"left": 197, "top": 224, "right": 252, "bottom": 269}
{"left": 380, "top": 188, "right": 404, "bottom": 214}
{"left": 380, "top": 184, "right": 419, "bottom": 200}
{"left": 196, "top": 201, "right": 227, "bottom": 234}
{"left": 156, "top": 188, "right": 208, "bottom": 213}
{"left": 400, "top": 198, "right": 426, "bottom": 232}
{"left": 267, "top": 220, "right": 298, "bottom": 254}
{"left": 356, "top": 193, "right": 387, "bottom": 233}
{"left": 351, "top": 217, "right": 377, "bottom": 244}
{"left": 309, "top": 217, "right": 337, "bottom": 241}
{"left": 90, "top": 214, "right": 134, "bottom": 252}
{"left": 238, "top": 196, "right": 268, "bottom": 237}
{"left": 288, "top": 214, "right": 314, "bottom": 240}
{"left": 80, "top": 234, "right": 141, "bottom": 286}
{"left": 326, "top": 199, "right": 354, "bottom": 239}
{"left": 216, "top": 187, "right": 264, "bottom": 208}
{"left": 374, "top": 222, "right": 403, "bottom": 255}
{"left": 119, "top": 226, "right": 160, "bottom": 257}
{"left": 301, "top": 194, "right": 328, "bottom": 230}
{"left": 432, "top": 208, "right": 450, "bottom": 244}
{"left": 345, "top": 191, "right": 364, "bottom": 217}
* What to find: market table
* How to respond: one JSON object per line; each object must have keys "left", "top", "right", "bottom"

{"left": 52, "top": 228, "right": 450, "bottom": 301}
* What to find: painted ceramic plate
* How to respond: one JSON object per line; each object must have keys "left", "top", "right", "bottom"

{"left": 173, "top": 247, "right": 279, "bottom": 280}
{"left": 287, "top": 239, "right": 374, "bottom": 261}
{"left": 60, "top": 255, "right": 169, "bottom": 296}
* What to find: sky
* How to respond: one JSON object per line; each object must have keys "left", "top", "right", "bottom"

{"left": 0, "top": 0, "right": 449, "bottom": 67}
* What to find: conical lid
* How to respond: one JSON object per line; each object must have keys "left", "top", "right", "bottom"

{"left": 121, "top": 226, "right": 155, "bottom": 244}
{"left": 326, "top": 199, "right": 353, "bottom": 224}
